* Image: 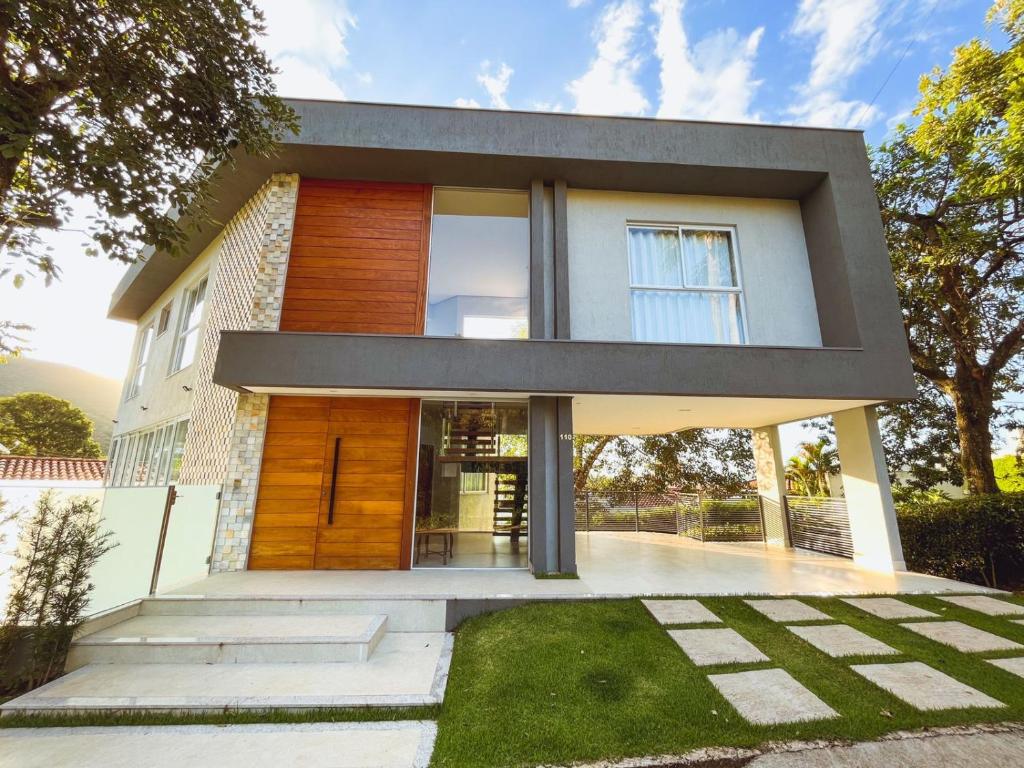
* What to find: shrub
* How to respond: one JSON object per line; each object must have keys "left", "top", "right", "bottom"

{"left": 0, "top": 492, "right": 114, "bottom": 694}
{"left": 896, "top": 493, "right": 1024, "bottom": 589}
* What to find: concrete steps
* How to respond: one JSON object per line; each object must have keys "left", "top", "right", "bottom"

{"left": 141, "top": 596, "right": 447, "bottom": 631}
{"left": 66, "top": 613, "right": 388, "bottom": 667}
{"left": 1, "top": 596, "right": 453, "bottom": 716}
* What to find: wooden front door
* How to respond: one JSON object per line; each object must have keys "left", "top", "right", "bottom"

{"left": 250, "top": 396, "right": 419, "bottom": 570}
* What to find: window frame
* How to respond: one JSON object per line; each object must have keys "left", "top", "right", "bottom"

{"left": 169, "top": 275, "right": 208, "bottom": 375}
{"left": 156, "top": 301, "right": 173, "bottom": 337}
{"left": 126, "top": 322, "right": 155, "bottom": 401}
{"left": 625, "top": 222, "right": 750, "bottom": 345}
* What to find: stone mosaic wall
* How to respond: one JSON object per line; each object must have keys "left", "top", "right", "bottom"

{"left": 170, "top": 173, "right": 299, "bottom": 572}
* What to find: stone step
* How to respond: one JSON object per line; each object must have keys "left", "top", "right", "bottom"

{"left": 2, "top": 632, "right": 453, "bottom": 715}
{"left": 67, "top": 614, "right": 387, "bottom": 668}
{"left": 0, "top": 722, "right": 438, "bottom": 768}
{"left": 139, "top": 596, "right": 447, "bottom": 632}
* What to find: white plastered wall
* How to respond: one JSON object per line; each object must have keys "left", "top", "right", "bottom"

{"left": 111, "top": 234, "right": 225, "bottom": 440}
{"left": 566, "top": 189, "right": 822, "bottom": 347}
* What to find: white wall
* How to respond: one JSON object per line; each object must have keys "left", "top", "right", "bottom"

{"left": 0, "top": 481, "right": 104, "bottom": 615}
{"left": 566, "top": 190, "right": 822, "bottom": 347}
{"left": 112, "top": 234, "right": 224, "bottom": 441}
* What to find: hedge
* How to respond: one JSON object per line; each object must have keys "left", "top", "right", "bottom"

{"left": 896, "top": 492, "right": 1024, "bottom": 589}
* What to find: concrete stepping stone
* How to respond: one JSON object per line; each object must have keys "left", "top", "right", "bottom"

{"left": 988, "top": 657, "right": 1024, "bottom": 680}
{"left": 744, "top": 599, "right": 829, "bottom": 622}
{"left": 900, "top": 621, "right": 1022, "bottom": 652}
{"left": 0, "top": 722, "right": 438, "bottom": 768}
{"left": 937, "top": 595, "right": 1024, "bottom": 617}
{"left": 708, "top": 668, "right": 839, "bottom": 725}
{"left": 787, "top": 623, "right": 899, "bottom": 657}
{"left": 668, "top": 628, "right": 768, "bottom": 666}
{"left": 852, "top": 661, "right": 1004, "bottom": 710}
{"left": 642, "top": 599, "right": 720, "bottom": 625}
{"left": 841, "top": 597, "right": 937, "bottom": 619}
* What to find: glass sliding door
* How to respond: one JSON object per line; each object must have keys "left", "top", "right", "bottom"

{"left": 414, "top": 400, "right": 528, "bottom": 568}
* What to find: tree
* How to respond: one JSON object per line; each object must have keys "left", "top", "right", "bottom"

{"left": 0, "top": 392, "right": 101, "bottom": 457}
{"left": 785, "top": 439, "right": 838, "bottom": 497}
{"left": 876, "top": 378, "right": 965, "bottom": 492}
{"left": 574, "top": 429, "right": 755, "bottom": 497}
{"left": 1, "top": 1, "right": 298, "bottom": 358}
{"left": 873, "top": 0, "right": 1024, "bottom": 494}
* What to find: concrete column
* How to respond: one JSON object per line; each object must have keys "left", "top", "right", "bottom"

{"left": 751, "top": 425, "right": 790, "bottom": 548}
{"left": 528, "top": 397, "right": 576, "bottom": 575}
{"left": 833, "top": 405, "right": 906, "bottom": 572}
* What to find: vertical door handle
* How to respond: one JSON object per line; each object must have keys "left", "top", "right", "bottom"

{"left": 328, "top": 436, "right": 341, "bottom": 525}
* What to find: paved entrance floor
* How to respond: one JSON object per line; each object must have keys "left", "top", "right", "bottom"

{"left": 170, "top": 533, "right": 993, "bottom": 599}
{"left": 0, "top": 722, "right": 437, "bottom": 768}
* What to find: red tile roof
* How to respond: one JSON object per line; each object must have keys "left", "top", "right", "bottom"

{"left": 0, "top": 456, "right": 107, "bottom": 483}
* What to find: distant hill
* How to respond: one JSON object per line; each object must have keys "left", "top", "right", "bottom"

{"left": 0, "top": 358, "right": 121, "bottom": 453}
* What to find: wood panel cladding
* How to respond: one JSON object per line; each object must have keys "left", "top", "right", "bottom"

{"left": 249, "top": 396, "right": 418, "bottom": 570}
{"left": 280, "top": 179, "right": 432, "bottom": 334}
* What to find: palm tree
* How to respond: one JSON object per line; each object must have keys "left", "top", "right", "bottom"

{"left": 786, "top": 440, "right": 839, "bottom": 497}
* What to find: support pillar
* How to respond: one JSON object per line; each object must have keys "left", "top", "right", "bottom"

{"left": 528, "top": 396, "right": 576, "bottom": 575}
{"left": 833, "top": 405, "right": 906, "bottom": 572}
{"left": 751, "top": 425, "right": 790, "bottom": 547}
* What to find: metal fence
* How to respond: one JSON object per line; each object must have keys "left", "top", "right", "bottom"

{"left": 575, "top": 491, "right": 765, "bottom": 543}
{"left": 784, "top": 495, "right": 854, "bottom": 558}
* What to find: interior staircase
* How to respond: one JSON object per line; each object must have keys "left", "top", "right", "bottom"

{"left": 492, "top": 468, "right": 528, "bottom": 542}
{"left": 1, "top": 595, "right": 452, "bottom": 715}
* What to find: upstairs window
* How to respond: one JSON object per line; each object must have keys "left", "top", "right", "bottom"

{"left": 425, "top": 189, "right": 530, "bottom": 339}
{"left": 126, "top": 323, "right": 154, "bottom": 399}
{"left": 156, "top": 301, "right": 173, "bottom": 336}
{"left": 171, "top": 276, "right": 208, "bottom": 373}
{"left": 627, "top": 225, "right": 746, "bottom": 344}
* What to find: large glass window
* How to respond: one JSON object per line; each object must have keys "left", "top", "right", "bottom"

{"left": 171, "top": 276, "right": 208, "bottom": 373}
{"left": 425, "top": 189, "right": 529, "bottom": 339}
{"left": 628, "top": 225, "right": 746, "bottom": 344}
{"left": 104, "top": 418, "right": 189, "bottom": 487}
{"left": 415, "top": 400, "right": 528, "bottom": 568}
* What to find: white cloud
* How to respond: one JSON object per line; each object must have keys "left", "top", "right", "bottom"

{"left": 651, "top": 0, "right": 764, "bottom": 123}
{"left": 256, "top": 0, "right": 356, "bottom": 99}
{"left": 786, "top": 0, "right": 885, "bottom": 128}
{"left": 568, "top": 0, "right": 591, "bottom": 7}
{"left": 454, "top": 97, "right": 482, "bottom": 108}
{"left": 478, "top": 62, "right": 514, "bottom": 109}
{"left": 567, "top": 0, "right": 649, "bottom": 116}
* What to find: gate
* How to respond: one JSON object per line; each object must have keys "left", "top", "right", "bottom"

{"left": 784, "top": 496, "right": 854, "bottom": 558}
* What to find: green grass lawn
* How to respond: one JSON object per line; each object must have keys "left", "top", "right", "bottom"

{"left": 429, "top": 594, "right": 1024, "bottom": 768}
{"left": 4, "top": 594, "right": 1024, "bottom": 768}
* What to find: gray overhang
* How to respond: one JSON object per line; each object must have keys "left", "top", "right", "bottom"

{"left": 212, "top": 331, "right": 919, "bottom": 402}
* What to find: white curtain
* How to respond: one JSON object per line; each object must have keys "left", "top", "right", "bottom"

{"left": 628, "top": 227, "right": 682, "bottom": 286}
{"left": 632, "top": 290, "right": 744, "bottom": 344}
{"left": 680, "top": 230, "right": 736, "bottom": 287}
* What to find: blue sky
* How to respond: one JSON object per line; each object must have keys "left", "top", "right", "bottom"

{"left": 262, "top": 0, "right": 998, "bottom": 146}
{"left": 3, "top": 0, "right": 1013, "bottom": 455}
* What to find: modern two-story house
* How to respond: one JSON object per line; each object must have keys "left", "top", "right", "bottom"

{"left": 99, "top": 99, "right": 914, "bottom": 586}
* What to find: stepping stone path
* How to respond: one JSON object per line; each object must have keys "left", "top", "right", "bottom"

{"left": 708, "top": 668, "right": 839, "bottom": 725}
{"left": 852, "top": 662, "right": 1004, "bottom": 710}
{"left": 744, "top": 599, "right": 829, "bottom": 622}
{"left": 668, "top": 628, "right": 768, "bottom": 666}
{"left": 787, "top": 624, "right": 899, "bottom": 658}
{"left": 642, "top": 599, "right": 720, "bottom": 625}
{"left": 989, "top": 657, "right": 1024, "bottom": 680}
{"left": 900, "top": 621, "right": 1022, "bottom": 653}
{"left": 937, "top": 595, "right": 1024, "bottom": 617}
{"left": 840, "top": 597, "right": 936, "bottom": 619}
